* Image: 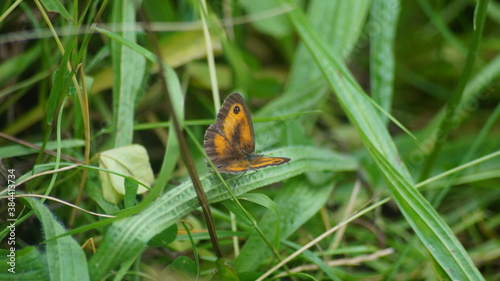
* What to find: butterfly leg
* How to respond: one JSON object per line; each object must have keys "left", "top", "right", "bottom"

{"left": 248, "top": 169, "right": 258, "bottom": 180}
{"left": 232, "top": 171, "right": 247, "bottom": 188}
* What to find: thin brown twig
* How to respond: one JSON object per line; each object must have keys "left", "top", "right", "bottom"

{"left": 139, "top": 8, "right": 223, "bottom": 258}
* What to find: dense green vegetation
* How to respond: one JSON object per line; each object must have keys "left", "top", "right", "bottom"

{"left": 0, "top": 0, "right": 499, "bottom": 280}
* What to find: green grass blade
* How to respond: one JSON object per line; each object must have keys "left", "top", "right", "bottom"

{"left": 370, "top": 0, "right": 399, "bottom": 125}
{"left": 0, "top": 247, "right": 48, "bottom": 279}
{"left": 418, "top": 0, "right": 489, "bottom": 180}
{"left": 0, "top": 45, "right": 41, "bottom": 88}
{"left": 110, "top": 0, "right": 146, "bottom": 147}
{"left": 285, "top": 0, "right": 370, "bottom": 92}
{"left": 0, "top": 139, "right": 84, "bottom": 158}
{"left": 45, "top": 40, "right": 73, "bottom": 125}
{"left": 39, "top": 0, "right": 73, "bottom": 21}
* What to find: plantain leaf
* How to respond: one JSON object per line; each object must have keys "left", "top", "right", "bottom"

{"left": 88, "top": 147, "right": 356, "bottom": 280}
{"left": 23, "top": 197, "right": 89, "bottom": 281}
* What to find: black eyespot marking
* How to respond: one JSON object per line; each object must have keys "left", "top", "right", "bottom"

{"left": 233, "top": 105, "right": 241, "bottom": 114}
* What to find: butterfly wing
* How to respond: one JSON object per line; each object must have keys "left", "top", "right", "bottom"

{"left": 218, "top": 155, "right": 290, "bottom": 174}
{"left": 203, "top": 93, "right": 255, "bottom": 169}
{"left": 248, "top": 156, "right": 291, "bottom": 170}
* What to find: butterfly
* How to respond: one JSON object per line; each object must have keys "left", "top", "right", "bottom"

{"left": 203, "top": 93, "right": 291, "bottom": 174}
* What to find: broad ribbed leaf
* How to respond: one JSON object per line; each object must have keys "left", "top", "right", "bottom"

{"left": 88, "top": 147, "right": 356, "bottom": 280}
{"left": 24, "top": 198, "right": 89, "bottom": 281}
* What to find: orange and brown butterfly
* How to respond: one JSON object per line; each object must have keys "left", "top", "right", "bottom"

{"left": 203, "top": 93, "right": 291, "bottom": 174}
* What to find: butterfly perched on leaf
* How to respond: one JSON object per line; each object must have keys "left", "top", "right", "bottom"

{"left": 203, "top": 93, "right": 290, "bottom": 174}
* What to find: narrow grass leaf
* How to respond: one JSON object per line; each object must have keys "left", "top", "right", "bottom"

{"left": 0, "top": 247, "right": 48, "bottom": 280}
{"left": 285, "top": 0, "right": 370, "bottom": 92}
{"left": 45, "top": 41, "right": 73, "bottom": 125}
{"left": 370, "top": 0, "right": 399, "bottom": 124}
{"left": 222, "top": 200, "right": 252, "bottom": 226}
{"left": 149, "top": 57, "right": 185, "bottom": 197}
{"left": 124, "top": 179, "right": 139, "bottom": 208}
{"left": 39, "top": 0, "right": 73, "bottom": 21}
{"left": 110, "top": 0, "right": 146, "bottom": 147}
{"left": 0, "top": 139, "right": 84, "bottom": 158}
{"left": 0, "top": 45, "right": 41, "bottom": 87}
{"left": 237, "top": 193, "right": 279, "bottom": 218}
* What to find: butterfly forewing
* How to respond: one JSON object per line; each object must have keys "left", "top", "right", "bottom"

{"left": 218, "top": 93, "right": 255, "bottom": 155}
{"left": 203, "top": 93, "right": 255, "bottom": 165}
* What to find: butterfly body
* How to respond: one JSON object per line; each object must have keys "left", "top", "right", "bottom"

{"left": 203, "top": 93, "right": 290, "bottom": 174}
